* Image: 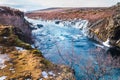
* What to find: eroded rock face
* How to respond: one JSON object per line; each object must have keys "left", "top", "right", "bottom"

{"left": 88, "top": 7, "right": 120, "bottom": 48}
{"left": 109, "top": 14, "right": 120, "bottom": 47}
{"left": 0, "top": 6, "right": 32, "bottom": 43}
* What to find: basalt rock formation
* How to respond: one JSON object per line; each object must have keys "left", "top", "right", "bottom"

{"left": 0, "top": 6, "right": 32, "bottom": 43}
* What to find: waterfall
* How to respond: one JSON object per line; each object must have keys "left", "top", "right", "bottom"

{"left": 25, "top": 17, "right": 116, "bottom": 80}
{"left": 25, "top": 16, "right": 89, "bottom": 35}
{"left": 54, "top": 19, "right": 89, "bottom": 35}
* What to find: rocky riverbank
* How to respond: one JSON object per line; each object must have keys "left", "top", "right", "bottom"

{"left": 26, "top": 3, "right": 120, "bottom": 49}
{"left": 0, "top": 6, "right": 75, "bottom": 80}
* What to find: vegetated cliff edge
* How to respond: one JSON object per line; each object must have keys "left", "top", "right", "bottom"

{"left": 88, "top": 4, "right": 120, "bottom": 48}
{"left": 26, "top": 3, "right": 120, "bottom": 49}
{"left": 0, "top": 6, "right": 75, "bottom": 80}
{"left": 0, "top": 6, "right": 32, "bottom": 43}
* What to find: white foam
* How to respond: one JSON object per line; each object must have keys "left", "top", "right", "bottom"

{"left": 103, "top": 39, "right": 111, "bottom": 47}
{"left": 94, "top": 43, "right": 104, "bottom": 48}
{"left": 58, "top": 23, "right": 64, "bottom": 27}
{"left": 59, "top": 36, "right": 65, "bottom": 40}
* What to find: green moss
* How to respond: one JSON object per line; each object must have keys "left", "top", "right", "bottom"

{"left": 31, "top": 49, "right": 43, "bottom": 57}
{"left": 31, "top": 49, "right": 40, "bottom": 54}
{"left": 15, "top": 37, "right": 32, "bottom": 49}
{"left": 31, "top": 49, "right": 50, "bottom": 67}
{"left": 0, "top": 26, "right": 32, "bottom": 49}
{"left": 41, "top": 59, "right": 53, "bottom": 68}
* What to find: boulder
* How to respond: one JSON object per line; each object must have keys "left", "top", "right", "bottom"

{"left": 55, "top": 21, "right": 60, "bottom": 24}
{"left": 37, "top": 24, "right": 43, "bottom": 28}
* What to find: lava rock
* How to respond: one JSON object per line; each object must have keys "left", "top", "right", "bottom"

{"left": 37, "top": 24, "right": 43, "bottom": 28}
{"left": 55, "top": 21, "right": 60, "bottom": 24}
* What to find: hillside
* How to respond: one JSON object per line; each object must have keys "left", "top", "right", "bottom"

{"left": 26, "top": 7, "right": 114, "bottom": 22}
{"left": 0, "top": 6, "right": 75, "bottom": 80}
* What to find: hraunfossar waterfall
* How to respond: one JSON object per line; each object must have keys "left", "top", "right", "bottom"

{"left": 0, "top": 2, "right": 120, "bottom": 80}
{"left": 26, "top": 17, "right": 120, "bottom": 80}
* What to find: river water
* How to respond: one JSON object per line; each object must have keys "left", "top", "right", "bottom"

{"left": 26, "top": 17, "right": 120, "bottom": 80}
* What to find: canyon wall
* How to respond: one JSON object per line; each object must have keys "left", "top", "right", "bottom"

{"left": 0, "top": 6, "right": 32, "bottom": 43}
{"left": 26, "top": 3, "right": 120, "bottom": 48}
{"left": 88, "top": 3, "right": 120, "bottom": 48}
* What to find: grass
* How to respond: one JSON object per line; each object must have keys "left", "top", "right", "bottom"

{"left": 0, "top": 26, "right": 32, "bottom": 49}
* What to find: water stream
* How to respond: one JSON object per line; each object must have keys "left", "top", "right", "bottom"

{"left": 26, "top": 17, "right": 120, "bottom": 80}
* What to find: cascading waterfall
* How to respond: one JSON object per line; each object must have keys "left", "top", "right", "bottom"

{"left": 25, "top": 17, "right": 119, "bottom": 80}
{"left": 55, "top": 19, "right": 89, "bottom": 34}
{"left": 25, "top": 17, "right": 96, "bottom": 79}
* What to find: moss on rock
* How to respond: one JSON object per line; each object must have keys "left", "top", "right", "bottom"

{"left": 0, "top": 26, "right": 32, "bottom": 49}
{"left": 0, "top": 25, "right": 75, "bottom": 80}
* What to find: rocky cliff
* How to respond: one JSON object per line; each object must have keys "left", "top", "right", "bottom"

{"left": 0, "top": 7, "right": 75, "bottom": 80}
{"left": 0, "top": 6, "right": 32, "bottom": 43}
{"left": 88, "top": 3, "right": 120, "bottom": 48}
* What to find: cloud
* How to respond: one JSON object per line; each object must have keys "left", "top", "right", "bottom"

{"left": 19, "top": 0, "right": 119, "bottom": 7}
{"left": 0, "top": 0, "right": 46, "bottom": 11}
{"left": 0, "top": 0, "right": 119, "bottom": 11}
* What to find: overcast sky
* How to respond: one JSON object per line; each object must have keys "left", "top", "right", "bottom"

{"left": 0, "top": 0, "right": 119, "bottom": 11}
